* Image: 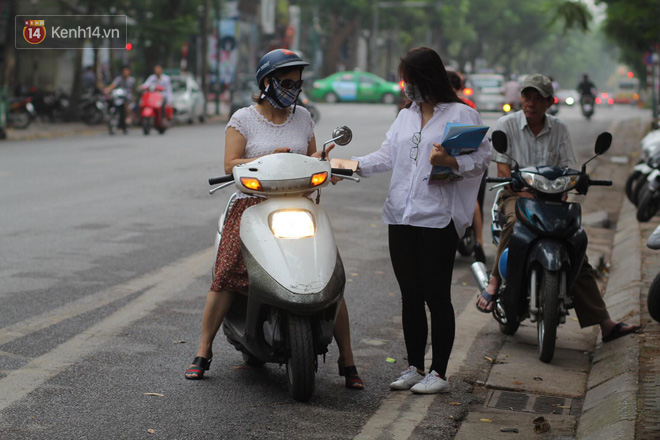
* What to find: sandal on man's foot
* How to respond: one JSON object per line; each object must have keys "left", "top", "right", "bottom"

{"left": 602, "top": 322, "right": 640, "bottom": 343}
{"left": 338, "top": 365, "right": 364, "bottom": 390}
{"left": 185, "top": 356, "right": 212, "bottom": 380}
{"left": 476, "top": 290, "right": 496, "bottom": 313}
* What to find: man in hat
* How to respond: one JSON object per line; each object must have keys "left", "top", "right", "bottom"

{"left": 475, "top": 74, "right": 638, "bottom": 343}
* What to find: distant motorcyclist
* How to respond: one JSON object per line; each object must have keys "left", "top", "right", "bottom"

{"left": 142, "top": 65, "right": 173, "bottom": 105}
{"left": 105, "top": 65, "right": 136, "bottom": 125}
{"left": 577, "top": 74, "right": 597, "bottom": 99}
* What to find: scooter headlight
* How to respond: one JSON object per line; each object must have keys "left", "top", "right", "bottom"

{"left": 269, "top": 210, "right": 316, "bottom": 239}
{"left": 520, "top": 172, "right": 579, "bottom": 194}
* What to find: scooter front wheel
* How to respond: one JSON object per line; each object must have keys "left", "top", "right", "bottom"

{"left": 286, "top": 315, "right": 316, "bottom": 402}
{"left": 647, "top": 272, "right": 660, "bottom": 322}
{"left": 538, "top": 269, "right": 559, "bottom": 363}
{"left": 637, "top": 188, "right": 660, "bottom": 222}
{"left": 142, "top": 118, "right": 151, "bottom": 135}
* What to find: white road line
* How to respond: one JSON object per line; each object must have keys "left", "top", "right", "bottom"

{"left": 354, "top": 288, "right": 487, "bottom": 440}
{"left": 0, "top": 248, "right": 212, "bottom": 413}
{"left": 0, "top": 248, "right": 212, "bottom": 346}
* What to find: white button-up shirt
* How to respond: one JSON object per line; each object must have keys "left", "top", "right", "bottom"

{"left": 493, "top": 110, "right": 576, "bottom": 168}
{"left": 353, "top": 101, "right": 492, "bottom": 237}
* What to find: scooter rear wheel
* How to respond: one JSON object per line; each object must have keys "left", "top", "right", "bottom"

{"left": 538, "top": 269, "right": 559, "bottom": 363}
{"left": 286, "top": 315, "right": 316, "bottom": 402}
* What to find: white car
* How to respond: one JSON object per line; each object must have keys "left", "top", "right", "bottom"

{"left": 469, "top": 73, "right": 506, "bottom": 112}
{"left": 171, "top": 75, "right": 206, "bottom": 124}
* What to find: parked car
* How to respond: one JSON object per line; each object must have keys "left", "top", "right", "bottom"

{"left": 311, "top": 71, "right": 401, "bottom": 104}
{"left": 171, "top": 75, "right": 205, "bottom": 124}
{"left": 468, "top": 73, "right": 505, "bottom": 112}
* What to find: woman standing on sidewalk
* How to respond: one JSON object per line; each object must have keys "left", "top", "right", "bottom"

{"left": 351, "top": 47, "right": 491, "bottom": 394}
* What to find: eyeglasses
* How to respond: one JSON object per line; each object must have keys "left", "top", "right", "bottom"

{"left": 410, "top": 131, "right": 421, "bottom": 160}
{"left": 274, "top": 78, "right": 304, "bottom": 90}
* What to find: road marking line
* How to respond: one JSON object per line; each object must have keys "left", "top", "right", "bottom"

{"left": 0, "top": 248, "right": 213, "bottom": 346}
{"left": 0, "top": 248, "right": 212, "bottom": 413}
{"left": 354, "top": 290, "right": 487, "bottom": 439}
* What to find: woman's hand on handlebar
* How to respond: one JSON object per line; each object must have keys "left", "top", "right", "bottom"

{"left": 311, "top": 143, "right": 335, "bottom": 159}
{"left": 272, "top": 147, "right": 291, "bottom": 154}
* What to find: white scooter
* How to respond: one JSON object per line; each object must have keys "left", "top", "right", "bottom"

{"left": 208, "top": 126, "right": 358, "bottom": 402}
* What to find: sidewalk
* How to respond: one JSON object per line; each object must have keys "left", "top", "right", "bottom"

{"left": 2, "top": 112, "right": 228, "bottom": 142}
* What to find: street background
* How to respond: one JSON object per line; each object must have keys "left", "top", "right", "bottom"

{"left": 0, "top": 102, "right": 653, "bottom": 439}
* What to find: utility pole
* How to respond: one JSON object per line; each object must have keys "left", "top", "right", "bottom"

{"left": 201, "top": 0, "right": 209, "bottom": 118}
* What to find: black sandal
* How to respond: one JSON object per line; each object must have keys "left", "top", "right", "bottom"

{"left": 338, "top": 365, "right": 364, "bottom": 390}
{"left": 602, "top": 322, "right": 640, "bottom": 343}
{"left": 185, "top": 356, "right": 212, "bottom": 380}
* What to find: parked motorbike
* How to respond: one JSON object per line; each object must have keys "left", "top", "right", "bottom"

{"left": 646, "top": 224, "right": 660, "bottom": 323}
{"left": 139, "top": 85, "right": 172, "bottom": 135}
{"left": 106, "top": 88, "right": 130, "bottom": 135}
{"left": 471, "top": 130, "right": 613, "bottom": 363}
{"left": 625, "top": 130, "right": 660, "bottom": 210}
{"left": 78, "top": 91, "right": 107, "bottom": 125}
{"left": 636, "top": 164, "right": 660, "bottom": 221}
{"left": 8, "top": 96, "right": 37, "bottom": 129}
{"left": 580, "top": 94, "right": 595, "bottom": 120}
{"left": 29, "top": 89, "right": 69, "bottom": 122}
{"left": 208, "top": 126, "right": 357, "bottom": 401}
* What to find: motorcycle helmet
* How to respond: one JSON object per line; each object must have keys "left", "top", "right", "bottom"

{"left": 256, "top": 49, "right": 309, "bottom": 89}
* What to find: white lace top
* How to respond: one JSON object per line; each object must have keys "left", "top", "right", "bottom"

{"left": 225, "top": 105, "right": 315, "bottom": 198}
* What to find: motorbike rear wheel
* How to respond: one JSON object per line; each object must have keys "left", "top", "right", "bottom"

{"left": 286, "top": 315, "right": 316, "bottom": 402}
{"left": 637, "top": 188, "right": 660, "bottom": 222}
{"left": 647, "top": 272, "right": 660, "bottom": 323}
{"left": 457, "top": 227, "right": 477, "bottom": 257}
{"left": 538, "top": 269, "right": 559, "bottom": 363}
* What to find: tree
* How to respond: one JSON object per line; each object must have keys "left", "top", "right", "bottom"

{"left": 598, "top": 0, "right": 660, "bottom": 80}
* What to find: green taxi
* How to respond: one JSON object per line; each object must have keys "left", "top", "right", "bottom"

{"left": 310, "top": 71, "right": 401, "bottom": 104}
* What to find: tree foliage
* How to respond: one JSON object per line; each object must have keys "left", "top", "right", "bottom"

{"left": 598, "top": 0, "right": 660, "bottom": 80}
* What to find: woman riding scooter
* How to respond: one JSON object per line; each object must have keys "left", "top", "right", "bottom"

{"left": 185, "top": 49, "right": 364, "bottom": 390}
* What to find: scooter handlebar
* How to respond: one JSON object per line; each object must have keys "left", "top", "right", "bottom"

{"left": 486, "top": 177, "right": 511, "bottom": 183}
{"left": 589, "top": 179, "right": 612, "bottom": 186}
{"left": 331, "top": 168, "right": 353, "bottom": 176}
{"left": 209, "top": 175, "right": 235, "bottom": 185}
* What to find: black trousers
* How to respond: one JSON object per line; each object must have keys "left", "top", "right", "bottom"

{"left": 388, "top": 223, "right": 459, "bottom": 376}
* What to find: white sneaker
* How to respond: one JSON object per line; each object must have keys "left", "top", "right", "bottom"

{"left": 410, "top": 370, "right": 451, "bottom": 394}
{"left": 389, "top": 366, "right": 424, "bottom": 390}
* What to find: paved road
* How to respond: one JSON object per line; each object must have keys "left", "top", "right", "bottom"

{"left": 0, "top": 102, "right": 650, "bottom": 439}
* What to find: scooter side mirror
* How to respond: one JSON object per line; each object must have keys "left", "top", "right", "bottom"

{"left": 492, "top": 130, "right": 508, "bottom": 154}
{"left": 332, "top": 126, "right": 353, "bottom": 146}
{"left": 594, "top": 132, "right": 612, "bottom": 156}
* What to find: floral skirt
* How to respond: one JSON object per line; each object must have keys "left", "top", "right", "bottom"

{"left": 210, "top": 197, "right": 263, "bottom": 293}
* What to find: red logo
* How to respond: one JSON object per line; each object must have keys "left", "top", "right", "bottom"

{"left": 281, "top": 49, "right": 295, "bottom": 55}
{"left": 23, "top": 20, "right": 46, "bottom": 44}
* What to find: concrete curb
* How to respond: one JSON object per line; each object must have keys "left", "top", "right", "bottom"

{"left": 575, "top": 198, "right": 641, "bottom": 440}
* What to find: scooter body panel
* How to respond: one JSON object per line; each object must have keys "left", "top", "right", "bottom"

{"left": 240, "top": 197, "right": 338, "bottom": 295}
